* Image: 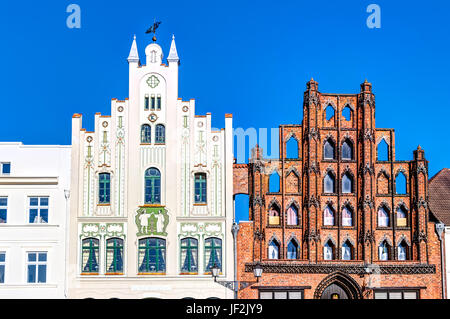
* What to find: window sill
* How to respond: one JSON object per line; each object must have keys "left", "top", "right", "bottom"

{"left": 154, "top": 143, "right": 166, "bottom": 145}
{"left": 105, "top": 272, "right": 124, "bottom": 276}
{"left": 376, "top": 227, "right": 393, "bottom": 230}
{"left": 194, "top": 203, "right": 207, "bottom": 206}
{"left": 138, "top": 273, "right": 166, "bottom": 276}
{"left": 97, "top": 204, "right": 111, "bottom": 207}
{"left": 180, "top": 272, "right": 199, "bottom": 276}
{"left": 81, "top": 273, "right": 100, "bottom": 276}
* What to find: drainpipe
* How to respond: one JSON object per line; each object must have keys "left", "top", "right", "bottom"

{"left": 64, "top": 190, "right": 70, "bottom": 299}
{"left": 436, "top": 223, "right": 446, "bottom": 299}
{"left": 232, "top": 209, "right": 239, "bottom": 300}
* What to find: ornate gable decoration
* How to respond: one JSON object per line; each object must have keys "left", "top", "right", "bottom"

{"left": 146, "top": 75, "right": 160, "bottom": 88}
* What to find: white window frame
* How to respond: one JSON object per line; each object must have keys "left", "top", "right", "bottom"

{"left": 0, "top": 197, "right": 7, "bottom": 224}
{"left": 28, "top": 196, "right": 49, "bottom": 224}
{"left": 0, "top": 163, "right": 10, "bottom": 175}
{"left": 26, "top": 251, "right": 47, "bottom": 284}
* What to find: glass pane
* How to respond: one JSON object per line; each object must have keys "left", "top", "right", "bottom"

{"left": 0, "top": 198, "right": 7, "bottom": 206}
{"left": 374, "top": 292, "right": 388, "bottom": 299}
{"left": 30, "top": 198, "right": 38, "bottom": 206}
{"left": 259, "top": 292, "right": 273, "bottom": 299}
{"left": 0, "top": 253, "right": 5, "bottom": 262}
{"left": 389, "top": 292, "right": 402, "bottom": 299}
{"left": 40, "top": 198, "right": 49, "bottom": 206}
{"left": 0, "top": 210, "right": 7, "bottom": 223}
{"left": 404, "top": 292, "right": 417, "bottom": 299}
{"left": 38, "top": 253, "right": 47, "bottom": 262}
{"left": 0, "top": 265, "right": 4, "bottom": 283}
{"left": 274, "top": 292, "right": 288, "bottom": 299}
{"left": 38, "top": 265, "right": 47, "bottom": 283}
{"left": 28, "top": 253, "right": 36, "bottom": 262}
{"left": 2, "top": 163, "right": 10, "bottom": 174}
{"left": 40, "top": 209, "right": 49, "bottom": 223}
{"left": 289, "top": 291, "right": 302, "bottom": 299}
{"left": 27, "top": 265, "right": 36, "bottom": 283}
{"left": 29, "top": 209, "right": 38, "bottom": 223}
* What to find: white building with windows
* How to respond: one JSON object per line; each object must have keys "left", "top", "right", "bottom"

{"left": 0, "top": 142, "right": 71, "bottom": 298}
{"left": 67, "top": 35, "right": 235, "bottom": 299}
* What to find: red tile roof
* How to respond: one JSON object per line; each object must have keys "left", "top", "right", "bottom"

{"left": 429, "top": 168, "right": 450, "bottom": 225}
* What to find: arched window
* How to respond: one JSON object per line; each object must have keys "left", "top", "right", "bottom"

{"left": 145, "top": 168, "right": 161, "bottom": 204}
{"left": 324, "top": 139, "right": 335, "bottom": 160}
{"left": 342, "top": 140, "right": 353, "bottom": 160}
{"left": 324, "top": 240, "right": 335, "bottom": 260}
{"left": 379, "top": 241, "right": 391, "bottom": 261}
{"left": 396, "top": 206, "right": 408, "bottom": 227}
{"left": 99, "top": 173, "right": 111, "bottom": 204}
{"left": 155, "top": 124, "right": 165, "bottom": 144}
{"left": 324, "top": 205, "right": 335, "bottom": 226}
{"left": 205, "top": 238, "right": 222, "bottom": 273}
{"left": 342, "top": 206, "right": 353, "bottom": 227}
{"left": 378, "top": 206, "right": 390, "bottom": 227}
{"left": 287, "top": 240, "right": 299, "bottom": 260}
{"left": 141, "top": 124, "right": 151, "bottom": 144}
{"left": 106, "top": 238, "right": 124, "bottom": 274}
{"left": 286, "top": 137, "right": 299, "bottom": 159}
{"left": 269, "top": 172, "right": 280, "bottom": 193}
{"left": 342, "top": 241, "right": 353, "bottom": 260}
{"left": 82, "top": 238, "right": 99, "bottom": 274}
{"left": 377, "top": 139, "right": 389, "bottom": 161}
{"left": 395, "top": 172, "right": 407, "bottom": 195}
{"left": 138, "top": 238, "right": 166, "bottom": 274}
{"left": 268, "top": 203, "right": 281, "bottom": 226}
{"left": 325, "top": 105, "right": 335, "bottom": 121}
{"left": 342, "top": 172, "right": 353, "bottom": 194}
{"left": 342, "top": 106, "right": 352, "bottom": 121}
{"left": 181, "top": 238, "right": 198, "bottom": 273}
{"left": 194, "top": 173, "right": 207, "bottom": 204}
{"left": 324, "top": 172, "right": 335, "bottom": 194}
{"left": 268, "top": 239, "right": 280, "bottom": 260}
{"left": 286, "top": 204, "right": 299, "bottom": 226}
{"left": 398, "top": 240, "right": 409, "bottom": 261}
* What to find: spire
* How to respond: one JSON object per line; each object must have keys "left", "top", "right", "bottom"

{"left": 167, "top": 34, "right": 180, "bottom": 65}
{"left": 128, "top": 35, "right": 140, "bottom": 63}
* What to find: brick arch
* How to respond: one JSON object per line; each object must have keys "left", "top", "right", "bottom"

{"left": 314, "top": 271, "right": 363, "bottom": 299}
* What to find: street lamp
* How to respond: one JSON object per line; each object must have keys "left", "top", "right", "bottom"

{"left": 210, "top": 262, "right": 263, "bottom": 295}
{"left": 211, "top": 264, "right": 221, "bottom": 282}
{"left": 253, "top": 262, "right": 263, "bottom": 282}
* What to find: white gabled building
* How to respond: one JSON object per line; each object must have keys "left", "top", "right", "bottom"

{"left": 67, "top": 34, "right": 235, "bottom": 299}
{"left": 0, "top": 142, "right": 71, "bottom": 299}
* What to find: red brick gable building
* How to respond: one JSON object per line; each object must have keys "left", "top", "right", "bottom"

{"left": 234, "top": 79, "right": 444, "bottom": 299}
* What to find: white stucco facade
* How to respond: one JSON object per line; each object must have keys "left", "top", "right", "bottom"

{"left": 0, "top": 142, "right": 71, "bottom": 299}
{"left": 67, "top": 35, "right": 234, "bottom": 299}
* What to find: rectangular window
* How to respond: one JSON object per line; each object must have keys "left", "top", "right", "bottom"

{"left": 156, "top": 95, "right": 161, "bottom": 110}
{"left": 29, "top": 197, "right": 49, "bottom": 224}
{"left": 194, "top": 173, "right": 207, "bottom": 204}
{"left": 144, "top": 95, "right": 149, "bottom": 110}
{"left": 151, "top": 95, "right": 156, "bottom": 110}
{"left": 1, "top": 163, "right": 10, "bottom": 175}
{"left": 27, "top": 252, "right": 47, "bottom": 283}
{"left": 98, "top": 173, "right": 111, "bottom": 204}
{"left": 259, "top": 290, "right": 303, "bottom": 299}
{"left": 0, "top": 197, "right": 7, "bottom": 223}
{"left": 374, "top": 290, "right": 418, "bottom": 299}
{"left": 0, "top": 252, "right": 5, "bottom": 283}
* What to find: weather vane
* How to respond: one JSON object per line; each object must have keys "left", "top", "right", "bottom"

{"left": 146, "top": 20, "right": 162, "bottom": 42}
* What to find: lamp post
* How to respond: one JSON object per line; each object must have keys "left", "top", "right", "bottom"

{"left": 211, "top": 262, "right": 263, "bottom": 297}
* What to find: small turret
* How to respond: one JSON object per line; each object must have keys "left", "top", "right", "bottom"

{"left": 127, "top": 35, "right": 140, "bottom": 64}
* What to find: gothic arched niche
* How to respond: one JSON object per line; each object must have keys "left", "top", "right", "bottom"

{"left": 314, "top": 272, "right": 362, "bottom": 299}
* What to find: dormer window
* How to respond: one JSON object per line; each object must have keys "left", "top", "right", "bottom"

{"left": 1, "top": 163, "right": 10, "bottom": 175}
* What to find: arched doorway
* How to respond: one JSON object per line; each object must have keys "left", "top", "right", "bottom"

{"left": 314, "top": 272, "right": 362, "bottom": 299}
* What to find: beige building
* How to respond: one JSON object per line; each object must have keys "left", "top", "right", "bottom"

{"left": 67, "top": 34, "right": 234, "bottom": 299}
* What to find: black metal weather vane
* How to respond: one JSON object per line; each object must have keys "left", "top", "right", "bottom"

{"left": 146, "top": 20, "right": 162, "bottom": 42}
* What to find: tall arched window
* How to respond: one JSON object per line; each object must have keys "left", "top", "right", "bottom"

{"left": 342, "top": 241, "right": 353, "bottom": 260}
{"left": 398, "top": 240, "right": 409, "bottom": 261}
{"left": 155, "top": 124, "right": 165, "bottom": 144}
{"left": 82, "top": 238, "right": 99, "bottom": 274}
{"left": 269, "top": 172, "right": 280, "bottom": 193}
{"left": 205, "top": 238, "right": 222, "bottom": 273}
{"left": 325, "top": 105, "right": 335, "bottom": 121}
{"left": 342, "top": 140, "right": 353, "bottom": 160}
{"left": 342, "top": 172, "right": 353, "bottom": 194}
{"left": 181, "top": 238, "right": 198, "bottom": 273}
{"left": 194, "top": 173, "right": 207, "bottom": 204}
{"left": 287, "top": 240, "right": 299, "bottom": 260}
{"left": 286, "top": 204, "right": 299, "bottom": 226}
{"left": 324, "top": 205, "right": 335, "bottom": 226}
{"left": 377, "top": 139, "right": 389, "bottom": 161}
{"left": 342, "top": 106, "right": 352, "bottom": 121}
{"left": 99, "top": 173, "right": 111, "bottom": 204}
{"left": 286, "top": 137, "right": 299, "bottom": 159}
{"left": 106, "top": 238, "right": 124, "bottom": 274}
{"left": 396, "top": 206, "right": 407, "bottom": 227}
{"left": 138, "top": 238, "right": 166, "bottom": 274}
{"left": 395, "top": 172, "right": 407, "bottom": 195}
{"left": 378, "top": 206, "right": 390, "bottom": 227}
{"left": 324, "top": 139, "right": 335, "bottom": 160}
{"left": 268, "top": 203, "right": 281, "bottom": 226}
{"left": 145, "top": 168, "right": 161, "bottom": 204}
{"left": 324, "top": 240, "right": 335, "bottom": 260}
{"left": 342, "top": 206, "right": 353, "bottom": 227}
{"left": 268, "top": 239, "right": 280, "bottom": 260}
{"left": 141, "top": 124, "right": 151, "bottom": 144}
{"left": 324, "top": 172, "right": 335, "bottom": 194}
{"left": 379, "top": 241, "right": 391, "bottom": 261}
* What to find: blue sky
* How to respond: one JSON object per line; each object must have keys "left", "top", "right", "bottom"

{"left": 0, "top": 1, "right": 449, "bottom": 222}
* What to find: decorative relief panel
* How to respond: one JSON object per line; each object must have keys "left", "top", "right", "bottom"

{"left": 179, "top": 222, "right": 223, "bottom": 239}
{"left": 135, "top": 206, "right": 169, "bottom": 237}
{"left": 80, "top": 223, "right": 126, "bottom": 238}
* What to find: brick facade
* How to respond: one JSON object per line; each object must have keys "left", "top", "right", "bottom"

{"left": 234, "top": 79, "right": 444, "bottom": 299}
